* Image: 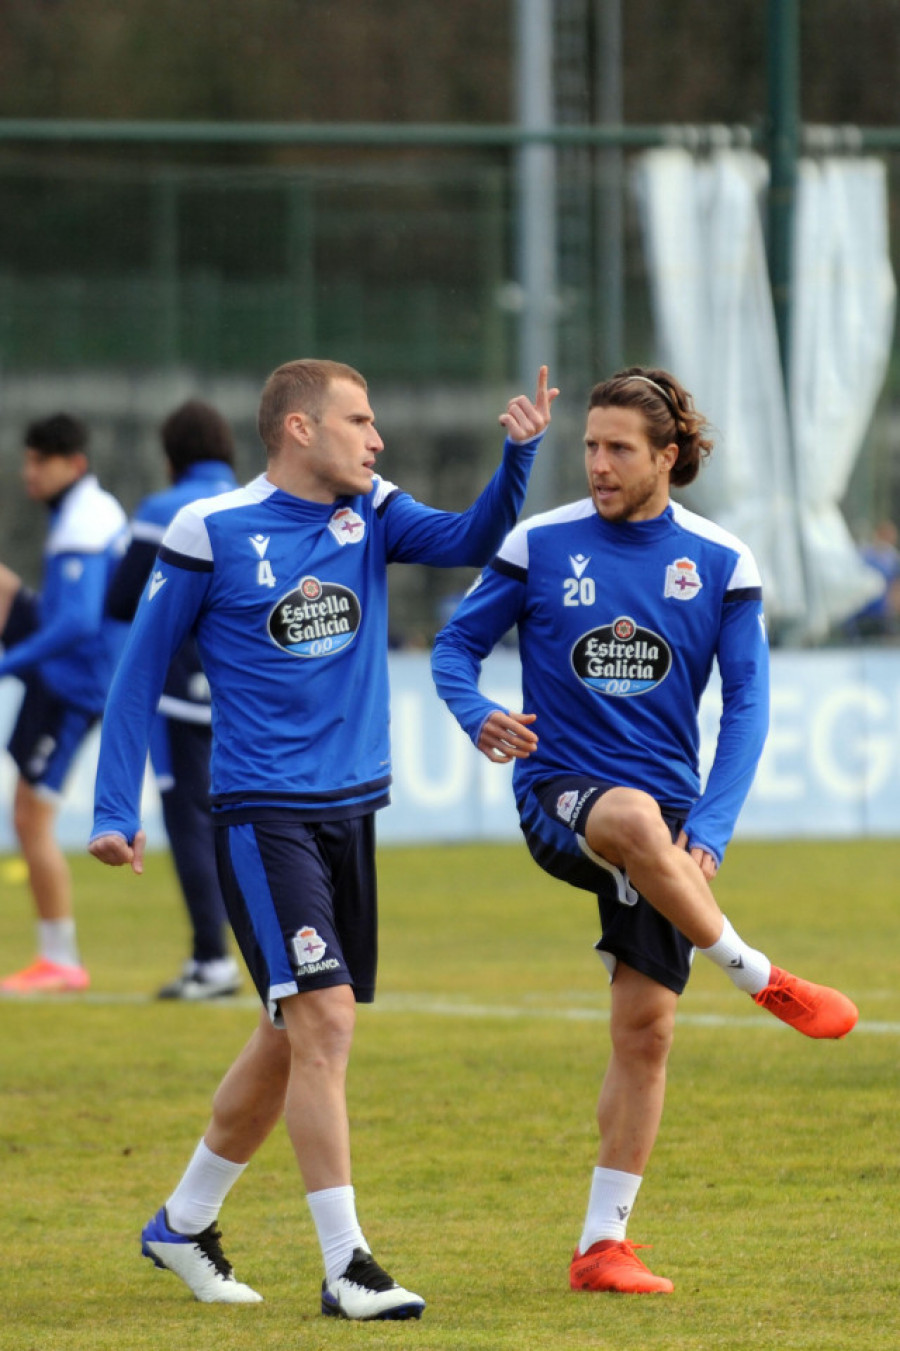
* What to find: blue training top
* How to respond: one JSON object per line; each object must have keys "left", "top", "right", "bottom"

{"left": 0, "top": 474, "right": 127, "bottom": 715}
{"left": 106, "top": 460, "right": 238, "bottom": 723}
{"left": 431, "top": 497, "right": 769, "bottom": 866}
{"left": 92, "top": 436, "right": 539, "bottom": 844}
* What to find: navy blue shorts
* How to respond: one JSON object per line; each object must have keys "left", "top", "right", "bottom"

{"left": 214, "top": 812, "right": 377, "bottom": 1023}
{"left": 148, "top": 712, "right": 212, "bottom": 797}
{"left": 7, "top": 671, "right": 98, "bottom": 795}
{"left": 519, "top": 775, "right": 694, "bottom": 995}
{"left": 2, "top": 585, "right": 40, "bottom": 648}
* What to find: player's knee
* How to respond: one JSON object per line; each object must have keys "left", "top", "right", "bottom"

{"left": 589, "top": 788, "right": 666, "bottom": 861}
{"left": 12, "top": 788, "right": 50, "bottom": 846}
{"left": 286, "top": 985, "right": 356, "bottom": 1068}
{"left": 611, "top": 1008, "right": 674, "bottom": 1069}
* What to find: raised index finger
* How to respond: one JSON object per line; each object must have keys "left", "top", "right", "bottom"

{"left": 534, "top": 365, "right": 559, "bottom": 417}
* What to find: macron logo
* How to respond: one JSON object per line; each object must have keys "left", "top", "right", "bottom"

{"left": 570, "top": 553, "right": 591, "bottom": 579}
{"left": 250, "top": 534, "right": 270, "bottom": 558}
{"left": 148, "top": 570, "right": 167, "bottom": 600}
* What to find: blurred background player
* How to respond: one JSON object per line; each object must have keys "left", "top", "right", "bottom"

{"left": 0, "top": 413, "right": 127, "bottom": 993}
{"left": 106, "top": 399, "right": 241, "bottom": 1000}
{"left": 845, "top": 518, "right": 900, "bottom": 640}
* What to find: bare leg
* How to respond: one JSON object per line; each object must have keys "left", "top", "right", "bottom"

{"left": 204, "top": 1007, "right": 292, "bottom": 1162}
{"left": 585, "top": 788, "right": 724, "bottom": 948}
{"left": 570, "top": 963, "right": 677, "bottom": 1293}
{"left": 13, "top": 777, "right": 72, "bottom": 920}
{"left": 596, "top": 963, "right": 677, "bottom": 1174}
{"left": 203, "top": 987, "right": 355, "bottom": 1188}
{"left": 584, "top": 787, "right": 857, "bottom": 1043}
{"left": 279, "top": 984, "right": 356, "bottom": 1192}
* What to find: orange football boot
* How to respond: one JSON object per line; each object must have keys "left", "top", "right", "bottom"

{"left": 0, "top": 957, "right": 90, "bottom": 994}
{"left": 569, "top": 1240, "right": 673, "bottom": 1294}
{"left": 753, "top": 966, "right": 857, "bottom": 1039}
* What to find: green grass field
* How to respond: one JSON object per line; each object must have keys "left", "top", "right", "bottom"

{"left": 2, "top": 838, "right": 899, "bottom": 1351}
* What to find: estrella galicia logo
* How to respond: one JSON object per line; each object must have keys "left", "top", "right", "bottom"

{"left": 268, "top": 575, "right": 361, "bottom": 658}
{"left": 571, "top": 615, "right": 671, "bottom": 697}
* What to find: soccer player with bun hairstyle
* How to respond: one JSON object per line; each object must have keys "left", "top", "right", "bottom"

{"left": 588, "top": 366, "right": 713, "bottom": 488}
{"left": 90, "top": 356, "right": 557, "bottom": 1320}
{"left": 433, "top": 365, "right": 858, "bottom": 1296}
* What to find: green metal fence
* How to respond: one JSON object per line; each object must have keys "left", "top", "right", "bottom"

{"left": 1, "top": 116, "right": 899, "bottom": 638}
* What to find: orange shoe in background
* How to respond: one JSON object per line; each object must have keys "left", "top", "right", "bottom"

{"left": 753, "top": 966, "right": 857, "bottom": 1039}
{"left": 569, "top": 1239, "right": 674, "bottom": 1294}
{"left": 0, "top": 957, "right": 90, "bottom": 994}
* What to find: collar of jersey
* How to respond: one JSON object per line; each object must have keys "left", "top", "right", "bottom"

{"left": 258, "top": 472, "right": 363, "bottom": 517}
{"left": 589, "top": 500, "right": 675, "bottom": 545}
{"left": 181, "top": 460, "right": 236, "bottom": 484}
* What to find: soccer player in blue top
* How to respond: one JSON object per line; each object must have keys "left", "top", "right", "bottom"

{"left": 432, "top": 367, "right": 858, "bottom": 1296}
{"left": 106, "top": 399, "right": 241, "bottom": 1001}
{"left": 89, "top": 357, "right": 557, "bottom": 1320}
{"left": 0, "top": 413, "right": 127, "bottom": 995}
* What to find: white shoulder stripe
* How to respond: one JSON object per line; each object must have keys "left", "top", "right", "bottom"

{"left": 670, "top": 501, "right": 762, "bottom": 590}
{"left": 497, "top": 499, "right": 595, "bottom": 570}
{"left": 46, "top": 475, "right": 126, "bottom": 555}
{"left": 129, "top": 519, "right": 166, "bottom": 544}
{"left": 189, "top": 474, "right": 276, "bottom": 520}
{"left": 372, "top": 475, "right": 399, "bottom": 509}
{"left": 161, "top": 476, "right": 275, "bottom": 562}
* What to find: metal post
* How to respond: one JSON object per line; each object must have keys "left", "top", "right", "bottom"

{"left": 287, "top": 179, "right": 315, "bottom": 355}
{"left": 767, "top": 0, "right": 809, "bottom": 646}
{"left": 595, "top": 0, "right": 624, "bottom": 379}
{"left": 767, "top": 0, "right": 799, "bottom": 387}
{"left": 515, "top": 0, "right": 557, "bottom": 511}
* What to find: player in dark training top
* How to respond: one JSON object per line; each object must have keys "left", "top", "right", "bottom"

{"left": 432, "top": 367, "right": 858, "bottom": 1296}
{"left": 90, "top": 358, "right": 557, "bottom": 1320}
{"left": 105, "top": 400, "right": 241, "bottom": 1001}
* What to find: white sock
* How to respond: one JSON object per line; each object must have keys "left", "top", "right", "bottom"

{"left": 307, "top": 1185, "right": 367, "bottom": 1285}
{"left": 699, "top": 915, "right": 771, "bottom": 994}
{"left": 38, "top": 918, "right": 80, "bottom": 967}
{"left": 578, "top": 1167, "right": 642, "bottom": 1251}
{"left": 165, "top": 1139, "right": 247, "bottom": 1235}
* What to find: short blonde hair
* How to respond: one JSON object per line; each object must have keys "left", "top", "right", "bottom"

{"left": 257, "top": 359, "right": 367, "bottom": 455}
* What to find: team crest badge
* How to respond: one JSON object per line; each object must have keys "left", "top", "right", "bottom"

{"left": 664, "top": 557, "right": 702, "bottom": 601}
{"left": 291, "top": 926, "right": 327, "bottom": 966}
{"left": 328, "top": 506, "right": 365, "bottom": 546}
{"left": 555, "top": 790, "right": 580, "bottom": 824}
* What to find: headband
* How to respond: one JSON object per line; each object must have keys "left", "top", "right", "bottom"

{"left": 626, "top": 374, "right": 675, "bottom": 410}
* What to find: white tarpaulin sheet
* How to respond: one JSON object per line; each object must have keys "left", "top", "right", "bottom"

{"left": 790, "top": 156, "right": 897, "bottom": 637}
{"left": 633, "top": 147, "right": 895, "bottom": 640}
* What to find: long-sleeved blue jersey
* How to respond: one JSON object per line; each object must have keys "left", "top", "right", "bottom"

{"left": 106, "top": 460, "right": 238, "bottom": 722}
{"left": 92, "top": 437, "right": 538, "bottom": 843}
{"left": 0, "top": 474, "right": 127, "bottom": 714}
{"left": 431, "top": 498, "right": 769, "bottom": 865}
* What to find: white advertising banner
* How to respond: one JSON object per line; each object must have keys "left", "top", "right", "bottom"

{"left": 1, "top": 648, "right": 899, "bottom": 852}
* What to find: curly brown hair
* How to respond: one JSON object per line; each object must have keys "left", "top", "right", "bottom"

{"left": 587, "top": 367, "right": 713, "bottom": 487}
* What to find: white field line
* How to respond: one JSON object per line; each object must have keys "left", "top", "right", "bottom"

{"left": 2, "top": 989, "right": 899, "bottom": 1033}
